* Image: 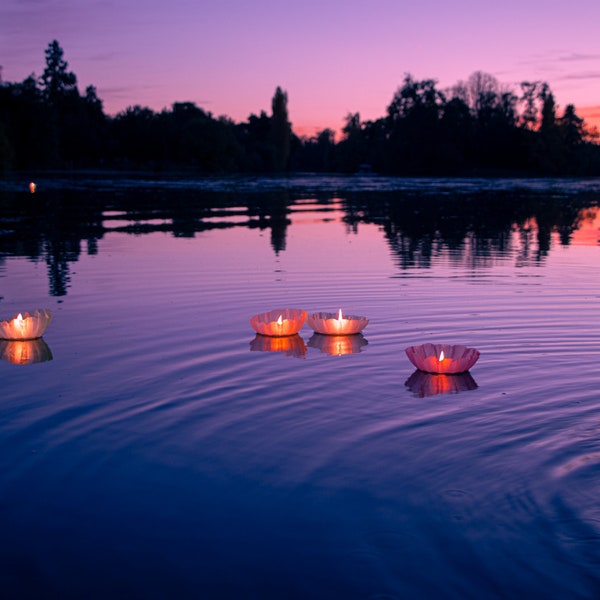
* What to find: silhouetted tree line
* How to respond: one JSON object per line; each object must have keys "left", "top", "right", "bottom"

{"left": 1, "top": 41, "right": 599, "bottom": 175}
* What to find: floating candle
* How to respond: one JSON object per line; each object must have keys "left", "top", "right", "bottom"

{"left": 307, "top": 309, "right": 368, "bottom": 335}
{"left": 250, "top": 308, "right": 307, "bottom": 337}
{"left": 0, "top": 309, "right": 53, "bottom": 341}
{"left": 405, "top": 343, "right": 480, "bottom": 374}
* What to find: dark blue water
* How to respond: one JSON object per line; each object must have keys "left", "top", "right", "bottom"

{"left": 1, "top": 177, "right": 600, "bottom": 598}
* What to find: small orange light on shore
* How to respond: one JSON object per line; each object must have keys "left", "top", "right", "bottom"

{"left": 29, "top": 182, "right": 36, "bottom": 193}
{"left": 405, "top": 343, "right": 480, "bottom": 374}
{"left": 307, "top": 309, "right": 368, "bottom": 335}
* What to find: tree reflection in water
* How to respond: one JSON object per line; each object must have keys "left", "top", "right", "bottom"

{"left": 0, "top": 183, "right": 598, "bottom": 296}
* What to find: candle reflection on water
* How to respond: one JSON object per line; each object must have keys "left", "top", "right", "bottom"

{"left": 405, "top": 370, "right": 478, "bottom": 397}
{"left": 0, "top": 338, "right": 53, "bottom": 365}
{"left": 308, "top": 333, "right": 368, "bottom": 356}
{"left": 250, "top": 334, "right": 307, "bottom": 358}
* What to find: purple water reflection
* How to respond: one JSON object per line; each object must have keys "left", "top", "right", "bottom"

{"left": 1, "top": 180, "right": 599, "bottom": 598}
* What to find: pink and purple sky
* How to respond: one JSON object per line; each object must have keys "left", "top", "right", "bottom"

{"left": 1, "top": 0, "right": 599, "bottom": 138}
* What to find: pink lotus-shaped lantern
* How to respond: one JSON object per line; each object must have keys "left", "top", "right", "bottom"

{"left": 405, "top": 343, "right": 480, "bottom": 374}
{"left": 250, "top": 308, "right": 307, "bottom": 337}
{"left": 307, "top": 309, "right": 368, "bottom": 336}
{"left": 0, "top": 309, "right": 53, "bottom": 341}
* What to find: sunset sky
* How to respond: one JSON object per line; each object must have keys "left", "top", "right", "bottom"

{"left": 1, "top": 0, "right": 599, "bottom": 137}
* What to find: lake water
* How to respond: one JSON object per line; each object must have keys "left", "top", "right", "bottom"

{"left": 1, "top": 175, "right": 600, "bottom": 599}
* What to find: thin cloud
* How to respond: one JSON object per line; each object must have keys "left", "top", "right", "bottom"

{"left": 557, "top": 53, "right": 600, "bottom": 62}
{"left": 86, "top": 52, "right": 119, "bottom": 63}
{"left": 519, "top": 51, "right": 600, "bottom": 67}
{"left": 559, "top": 71, "right": 600, "bottom": 81}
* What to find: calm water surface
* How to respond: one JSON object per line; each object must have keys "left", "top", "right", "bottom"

{"left": 1, "top": 176, "right": 600, "bottom": 598}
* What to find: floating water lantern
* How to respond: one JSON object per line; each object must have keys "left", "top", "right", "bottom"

{"left": 405, "top": 343, "right": 480, "bottom": 374}
{"left": 0, "top": 338, "right": 53, "bottom": 365}
{"left": 405, "top": 370, "right": 478, "bottom": 397}
{"left": 307, "top": 309, "right": 368, "bottom": 335}
{"left": 249, "top": 333, "right": 307, "bottom": 358}
{"left": 0, "top": 309, "right": 53, "bottom": 341}
{"left": 250, "top": 308, "right": 307, "bottom": 337}
{"left": 307, "top": 333, "right": 368, "bottom": 356}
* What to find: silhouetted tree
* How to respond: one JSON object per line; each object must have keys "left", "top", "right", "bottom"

{"left": 385, "top": 75, "right": 445, "bottom": 173}
{"left": 297, "top": 128, "right": 336, "bottom": 172}
{"left": 528, "top": 89, "right": 563, "bottom": 173}
{"left": 540, "top": 86, "right": 556, "bottom": 133}
{"left": 0, "top": 75, "right": 56, "bottom": 167}
{"left": 439, "top": 97, "right": 473, "bottom": 172}
{"left": 237, "top": 110, "right": 274, "bottom": 171}
{"left": 270, "top": 87, "right": 291, "bottom": 171}
{"left": 111, "top": 105, "right": 161, "bottom": 165}
{"left": 560, "top": 104, "right": 584, "bottom": 148}
{"left": 40, "top": 40, "right": 78, "bottom": 102}
{"left": 0, "top": 122, "right": 14, "bottom": 171}
{"left": 519, "top": 81, "right": 542, "bottom": 131}
{"left": 466, "top": 72, "right": 499, "bottom": 119}
{"left": 37, "top": 40, "right": 109, "bottom": 166}
{"left": 337, "top": 112, "right": 365, "bottom": 172}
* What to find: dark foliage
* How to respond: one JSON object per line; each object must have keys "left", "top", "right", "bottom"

{"left": 1, "top": 41, "right": 599, "bottom": 175}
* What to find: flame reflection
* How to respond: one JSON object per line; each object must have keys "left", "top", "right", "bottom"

{"left": 308, "top": 333, "right": 368, "bottom": 356}
{"left": 0, "top": 338, "right": 53, "bottom": 365}
{"left": 249, "top": 334, "right": 307, "bottom": 358}
{"left": 405, "top": 370, "right": 478, "bottom": 398}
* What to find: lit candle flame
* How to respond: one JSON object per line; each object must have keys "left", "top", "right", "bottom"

{"left": 439, "top": 350, "right": 445, "bottom": 361}
{"left": 11, "top": 313, "right": 27, "bottom": 335}
{"left": 277, "top": 314, "right": 283, "bottom": 326}
{"left": 29, "top": 182, "right": 36, "bottom": 193}
{"left": 337, "top": 308, "right": 343, "bottom": 321}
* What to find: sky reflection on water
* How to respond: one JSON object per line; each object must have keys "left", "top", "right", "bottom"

{"left": 1, "top": 179, "right": 600, "bottom": 598}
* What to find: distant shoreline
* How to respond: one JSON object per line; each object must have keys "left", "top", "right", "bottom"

{"left": 2, "top": 170, "right": 599, "bottom": 195}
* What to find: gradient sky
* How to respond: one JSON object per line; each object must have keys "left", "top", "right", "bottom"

{"left": 1, "top": 0, "right": 599, "bottom": 137}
